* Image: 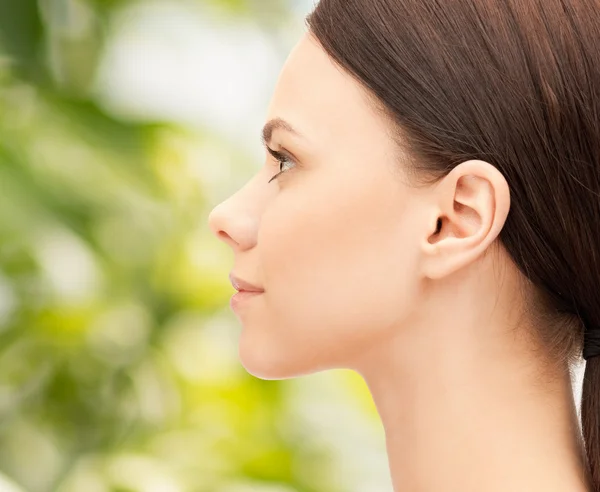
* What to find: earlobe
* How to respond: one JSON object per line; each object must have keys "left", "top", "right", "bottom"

{"left": 421, "top": 160, "right": 511, "bottom": 280}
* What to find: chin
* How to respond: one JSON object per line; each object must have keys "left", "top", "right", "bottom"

{"left": 238, "top": 352, "right": 303, "bottom": 380}
{"left": 238, "top": 342, "right": 324, "bottom": 381}
{"left": 237, "top": 325, "right": 341, "bottom": 379}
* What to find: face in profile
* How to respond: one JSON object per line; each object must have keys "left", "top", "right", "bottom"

{"left": 208, "top": 32, "right": 429, "bottom": 380}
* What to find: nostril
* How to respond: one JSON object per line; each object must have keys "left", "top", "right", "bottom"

{"left": 216, "top": 230, "right": 236, "bottom": 247}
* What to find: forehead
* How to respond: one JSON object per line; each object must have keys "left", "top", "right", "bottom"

{"left": 265, "top": 33, "right": 391, "bottom": 150}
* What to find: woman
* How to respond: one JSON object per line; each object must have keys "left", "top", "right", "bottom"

{"left": 208, "top": 0, "right": 600, "bottom": 490}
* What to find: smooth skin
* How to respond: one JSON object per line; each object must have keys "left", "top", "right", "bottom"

{"left": 208, "top": 32, "right": 591, "bottom": 492}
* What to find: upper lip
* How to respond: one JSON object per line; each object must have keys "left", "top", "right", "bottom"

{"left": 229, "top": 273, "right": 264, "bottom": 292}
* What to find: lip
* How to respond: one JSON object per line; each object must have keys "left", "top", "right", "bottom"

{"left": 230, "top": 290, "right": 262, "bottom": 311}
{"left": 229, "top": 273, "right": 264, "bottom": 293}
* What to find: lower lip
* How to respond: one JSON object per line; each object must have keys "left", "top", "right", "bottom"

{"left": 230, "top": 291, "right": 263, "bottom": 310}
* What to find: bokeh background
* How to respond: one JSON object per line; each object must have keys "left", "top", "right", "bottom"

{"left": 0, "top": 0, "right": 396, "bottom": 491}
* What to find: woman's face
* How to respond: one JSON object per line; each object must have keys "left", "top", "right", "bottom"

{"left": 208, "top": 32, "right": 429, "bottom": 380}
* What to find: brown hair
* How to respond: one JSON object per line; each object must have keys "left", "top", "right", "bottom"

{"left": 306, "top": 0, "right": 600, "bottom": 487}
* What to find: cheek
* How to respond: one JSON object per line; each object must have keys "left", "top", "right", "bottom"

{"left": 250, "top": 181, "right": 421, "bottom": 373}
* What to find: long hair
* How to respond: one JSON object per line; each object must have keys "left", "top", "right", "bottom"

{"left": 306, "top": 0, "right": 600, "bottom": 487}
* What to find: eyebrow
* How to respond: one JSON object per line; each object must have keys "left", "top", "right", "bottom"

{"left": 261, "top": 118, "right": 304, "bottom": 147}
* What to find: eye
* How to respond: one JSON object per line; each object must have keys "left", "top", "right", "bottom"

{"left": 266, "top": 146, "right": 296, "bottom": 183}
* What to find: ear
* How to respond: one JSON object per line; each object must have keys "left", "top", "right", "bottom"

{"left": 421, "top": 160, "right": 511, "bottom": 280}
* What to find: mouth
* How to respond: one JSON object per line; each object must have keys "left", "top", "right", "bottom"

{"left": 229, "top": 273, "right": 264, "bottom": 293}
{"left": 230, "top": 290, "right": 263, "bottom": 311}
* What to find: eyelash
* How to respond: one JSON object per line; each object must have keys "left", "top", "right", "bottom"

{"left": 266, "top": 146, "right": 296, "bottom": 183}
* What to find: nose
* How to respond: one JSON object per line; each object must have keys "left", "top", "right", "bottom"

{"left": 208, "top": 196, "right": 261, "bottom": 252}
{"left": 207, "top": 170, "right": 268, "bottom": 251}
{"left": 208, "top": 203, "right": 236, "bottom": 248}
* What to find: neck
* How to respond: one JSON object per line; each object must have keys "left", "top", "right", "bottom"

{"left": 354, "top": 336, "right": 590, "bottom": 492}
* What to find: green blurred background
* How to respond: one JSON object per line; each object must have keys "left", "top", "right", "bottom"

{"left": 0, "top": 1, "right": 391, "bottom": 491}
